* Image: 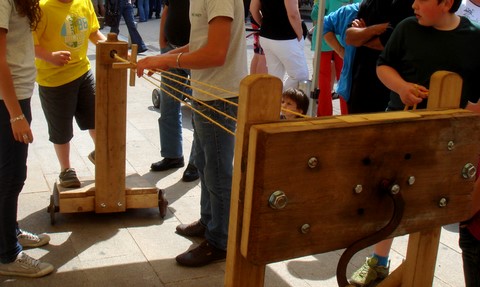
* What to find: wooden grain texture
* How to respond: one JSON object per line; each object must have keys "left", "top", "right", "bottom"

{"left": 95, "top": 34, "right": 128, "bottom": 213}
{"left": 225, "top": 75, "right": 283, "bottom": 287}
{"left": 241, "top": 110, "right": 480, "bottom": 264}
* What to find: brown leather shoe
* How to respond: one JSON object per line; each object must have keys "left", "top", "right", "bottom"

{"left": 175, "top": 240, "right": 226, "bottom": 267}
{"left": 176, "top": 220, "right": 206, "bottom": 237}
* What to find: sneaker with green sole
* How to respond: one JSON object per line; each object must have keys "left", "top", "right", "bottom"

{"left": 0, "top": 252, "right": 54, "bottom": 278}
{"left": 350, "top": 256, "right": 389, "bottom": 287}
{"left": 59, "top": 168, "right": 81, "bottom": 188}
{"left": 17, "top": 229, "right": 50, "bottom": 248}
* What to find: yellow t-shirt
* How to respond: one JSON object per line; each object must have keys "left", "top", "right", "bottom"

{"left": 33, "top": 0, "right": 99, "bottom": 87}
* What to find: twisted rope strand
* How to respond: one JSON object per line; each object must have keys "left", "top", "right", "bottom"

{"left": 142, "top": 76, "right": 236, "bottom": 136}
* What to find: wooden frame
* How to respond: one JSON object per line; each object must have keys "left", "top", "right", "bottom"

{"left": 48, "top": 34, "right": 165, "bottom": 224}
{"left": 226, "top": 72, "right": 479, "bottom": 286}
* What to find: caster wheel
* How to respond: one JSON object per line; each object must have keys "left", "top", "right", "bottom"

{"left": 158, "top": 189, "right": 168, "bottom": 218}
{"left": 152, "top": 88, "right": 161, "bottom": 109}
{"left": 48, "top": 195, "right": 56, "bottom": 225}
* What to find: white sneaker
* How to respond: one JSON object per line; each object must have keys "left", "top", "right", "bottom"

{"left": 17, "top": 229, "right": 50, "bottom": 248}
{"left": 0, "top": 252, "right": 54, "bottom": 277}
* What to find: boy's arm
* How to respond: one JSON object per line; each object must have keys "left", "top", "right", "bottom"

{"left": 376, "top": 65, "right": 428, "bottom": 106}
{"left": 361, "top": 37, "right": 384, "bottom": 51}
{"left": 324, "top": 32, "right": 344, "bottom": 58}
{"left": 34, "top": 45, "right": 71, "bottom": 66}
{"left": 345, "top": 20, "right": 389, "bottom": 47}
{"left": 89, "top": 30, "right": 107, "bottom": 45}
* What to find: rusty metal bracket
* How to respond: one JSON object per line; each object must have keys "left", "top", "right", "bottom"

{"left": 336, "top": 180, "right": 406, "bottom": 287}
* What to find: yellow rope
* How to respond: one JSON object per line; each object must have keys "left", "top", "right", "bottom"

{"left": 113, "top": 53, "right": 310, "bottom": 120}
{"left": 142, "top": 76, "right": 236, "bottom": 136}
{"left": 156, "top": 69, "right": 239, "bottom": 98}
{"left": 152, "top": 71, "right": 239, "bottom": 107}
{"left": 151, "top": 71, "right": 309, "bottom": 119}
{"left": 152, "top": 73, "right": 238, "bottom": 108}
{"left": 113, "top": 53, "right": 129, "bottom": 63}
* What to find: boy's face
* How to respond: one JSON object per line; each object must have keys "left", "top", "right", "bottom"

{"left": 281, "top": 97, "right": 302, "bottom": 120}
{"left": 412, "top": 0, "right": 452, "bottom": 27}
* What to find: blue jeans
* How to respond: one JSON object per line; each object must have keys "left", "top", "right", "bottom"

{"left": 110, "top": 0, "right": 147, "bottom": 51}
{"left": 193, "top": 98, "right": 237, "bottom": 250}
{"left": 0, "top": 99, "right": 31, "bottom": 263}
{"left": 137, "top": 0, "right": 149, "bottom": 22}
{"left": 460, "top": 225, "right": 480, "bottom": 286}
{"left": 158, "top": 45, "right": 192, "bottom": 160}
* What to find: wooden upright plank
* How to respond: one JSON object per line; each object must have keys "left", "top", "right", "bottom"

{"left": 240, "top": 111, "right": 480, "bottom": 264}
{"left": 225, "top": 75, "right": 283, "bottom": 287}
{"left": 95, "top": 33, "right": 128, "bottom": 213}
{"left": 427, "top": 71, "right": 463, "bottom": 110}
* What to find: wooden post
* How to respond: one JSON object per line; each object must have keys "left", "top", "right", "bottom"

{"left": 225, "top": 74, "right": 283, "bottom": 287}
{"left": 95, "top": 33, "right": 128, "bottom": 213}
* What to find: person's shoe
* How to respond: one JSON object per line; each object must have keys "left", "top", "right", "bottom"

{"left": 150, "top": 157, "right": 185, "bottom": 171}
{"left": 182, "top": 163, "right": 199, "bottom": 182}
{"left": 59, "top": 168, "right": 81, "bottom": 188}
{"left": 175, "top": 240, "right": 226, "bottom": 267}
{"left": 17, "top": 229, "right": 50, "bottom": 248}
{"left": 350, "top": 256, "right": 389, "bottom": 286}
{"left": 176, "top": 220, "right": 206, "bottom": 237}
{"left": 88, "top": 150, "right": 95, "bottom": 164}
{"left": 0, "top": 252, "right": 54, "bottom": 278}
{"left": 138, "top": 47, "right": 148, "bottom": 54}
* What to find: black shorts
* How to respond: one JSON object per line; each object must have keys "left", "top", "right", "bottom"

{"left": 39, "top": 70, "right": 96, "bottom": 144}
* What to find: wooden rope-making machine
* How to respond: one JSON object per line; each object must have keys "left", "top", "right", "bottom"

{"left": 47, "top": 34, "right": 479, "bottom": 286}
{"left": 47, "top": 34, "right": 167, "bottom": 224}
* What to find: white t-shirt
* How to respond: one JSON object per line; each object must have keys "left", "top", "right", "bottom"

{"left": 189, "top": 0, "right": 248, "bottom": 101}
{"left": 457, "top": 0, "right": 480, "bottom": 24}
{"left": 0, "top": 0, "right": 36, "bottom": 100}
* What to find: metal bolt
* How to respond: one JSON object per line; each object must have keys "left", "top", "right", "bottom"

{"left": 354, "top": 184, "right": 363, "bottom": 194}
{"left": 308, "top": 157, "right": 318, "bottom": 169}
{"left": 390, "top": 184, "right": 400, "bottom": 195}
{"left": 268, "top": 191, "right": 288, "bottom": 209}
{"left": 447, "top": 141, "right": 455, "bottom": 151}
{"left": 301, "top": 224, "right": 310, "bottom": 234}
{"left": 439, "top": 197, "right": 448, "bottom": 207}
{"left": 462, "top": 163, "right": 477, "bottom": 179}
{"left": 117, "top": 202, "right": 123, "bottom": 207}
{"left": 407, "top": 176, "right": 416, "bottom": 186}
{"left": 100, "top": 203, "right": 106, "bottom": 208}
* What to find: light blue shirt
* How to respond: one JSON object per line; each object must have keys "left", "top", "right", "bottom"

{"left": 322, "top": 2, "right": 359, "bottom": 101}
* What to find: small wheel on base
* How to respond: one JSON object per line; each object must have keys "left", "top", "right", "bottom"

{"left": 47, "top": 195, "right": 56, "bottom": 225}
{"left": 158, "top": 189, "right": 168, "bottom": 218}
{"left": 152, "top": 88, "right": 161, "bottom": 109}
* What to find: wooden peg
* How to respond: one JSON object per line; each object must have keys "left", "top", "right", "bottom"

{"left": 129, "top": 44, "right": 138, "bottom": 86}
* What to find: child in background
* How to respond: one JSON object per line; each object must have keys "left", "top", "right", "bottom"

{"left": 349, "top": 0, "right": 480, "bottom": 286}
{"left": 33, "top": 0, "right": 106, "bottom": 188}
{"left": 0, "top": 0, "right": 54, "bottom": 277}
{"left": 281, "top": 88, "right": 310, "bottom": 120}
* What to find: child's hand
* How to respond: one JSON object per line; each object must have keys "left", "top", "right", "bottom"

{"left": 399, "top": 83, "right": 428, "bottom": 106}
{"left": 51, "top": 51, "right": 71, "bottom": 66}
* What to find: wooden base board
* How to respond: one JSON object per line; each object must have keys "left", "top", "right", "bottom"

{"left": 55, "top": 173, "right": 158, "bottom": 213}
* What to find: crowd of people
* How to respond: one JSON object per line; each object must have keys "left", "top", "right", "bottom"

{"left": 1, "top": 0, "right": 479, "bottom": 285}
